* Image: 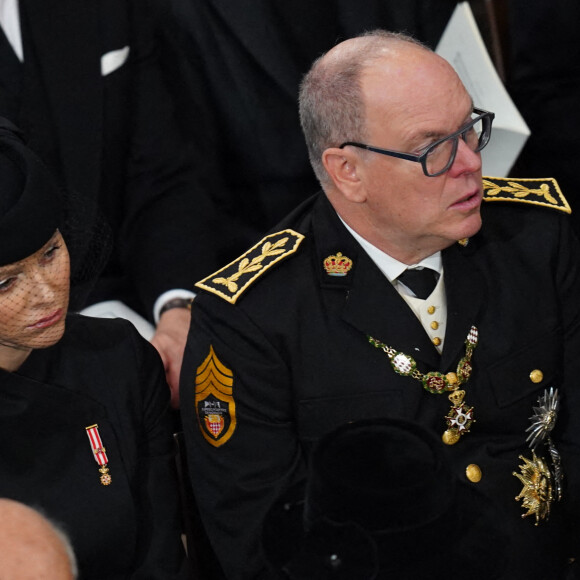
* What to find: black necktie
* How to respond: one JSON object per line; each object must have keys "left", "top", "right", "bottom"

{"left": 397, "top": 268, "right": 439, "bottom": 299}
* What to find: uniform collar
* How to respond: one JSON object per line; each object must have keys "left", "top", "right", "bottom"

{"left": 310, "top": 195, "right": 441, "bottom": 368}
{"left": 338, "top": 216, "right": 442, "bottom": 282}
{"left": 310, "top": 194, "right": 485, "bottom": 370}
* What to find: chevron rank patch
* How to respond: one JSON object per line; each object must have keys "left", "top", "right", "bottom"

{"left": 482, "top": 176, "right": 571, "bottom": 214}
{"left": 195, "top": 346, "right": 236, "bottom": 447}
{"left": 195, "top": 229, "right": 305, "bottom": 303}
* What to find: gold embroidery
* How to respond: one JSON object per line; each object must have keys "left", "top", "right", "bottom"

{"left": 482, "top": 176, "right": 571, "bottom": 214}
{"left": 483, "top": 179, "right": 558, "bottom": 204}
{"left": 323, "top": 252, "right": 353, "bottom": 276}
{"left": 213, "top": 238, "right": 290, "bottom": 293}
{"left": 195, "top": 346, "right": 236, "bottom": 447}
{"left": 195, "top": 229, "right": 304, "bottom": 303}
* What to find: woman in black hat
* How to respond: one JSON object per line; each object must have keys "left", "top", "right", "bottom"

{"left": 0, "top": 118, "right": 188, "bottom": 578}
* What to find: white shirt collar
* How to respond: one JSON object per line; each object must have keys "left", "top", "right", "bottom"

{"left": 339, "top": 216, "right": 443, "bottom": 282}
{"left": 338, "top": 215, "right": 448, "bottom": 351}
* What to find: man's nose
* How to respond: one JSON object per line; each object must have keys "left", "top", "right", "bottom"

{"left": 449, "top": 137, "right": 482, "bottom": 176}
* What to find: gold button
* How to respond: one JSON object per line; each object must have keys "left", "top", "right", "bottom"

{"left": 442, "top": 429, "right": 460, "bottom": 445}
{"left": 430, "top": 321, "right": 439, "bottom": 330}
{"left": 427, "top": 305, "right": 436, "bottom": 315}
{"left": 529, "top": 369, "right": 543, "bottom": 384}
{"left": 466, "top": 464, "right": 482, "bottom": 483}
{"left": 432, "top": 337, "right": 441, "bottom": 347}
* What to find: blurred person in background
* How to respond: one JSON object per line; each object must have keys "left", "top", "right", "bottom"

{"left": 508, "top": 0, "right": 580, "bottom": 236}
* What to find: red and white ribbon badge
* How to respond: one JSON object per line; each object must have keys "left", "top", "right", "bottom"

{"left": 85, "top": 424, "right": 112, "bottom": 486}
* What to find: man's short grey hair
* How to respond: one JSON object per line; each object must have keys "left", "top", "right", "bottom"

{"left": 298, "top": 30, "right": 430, "bottom": 187}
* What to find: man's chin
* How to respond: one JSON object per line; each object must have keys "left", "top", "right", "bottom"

{"left": 443, "top": 214, "right": 482, "bottom": 247}
{"left": 461, "top": 212, "right": 483, "bottom": 238}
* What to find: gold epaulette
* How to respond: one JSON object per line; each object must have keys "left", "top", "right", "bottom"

{"left": 195, "top": 229, "right": 305, "bottom": 304}
{"left": 482, "top": 176, "right": 571, "bottom": 214}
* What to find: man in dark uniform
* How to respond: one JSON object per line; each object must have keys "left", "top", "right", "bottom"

{"left": 180, "top": 31, "right": 580, "bottom": 579}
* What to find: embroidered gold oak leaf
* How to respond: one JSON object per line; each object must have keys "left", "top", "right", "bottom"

{"left": 213, "top": 238, "right": 289, "bottom": 293}
{"left": 483, "top": 180, "right": 558, "bottom": 205}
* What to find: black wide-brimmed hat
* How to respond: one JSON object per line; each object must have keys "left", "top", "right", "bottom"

{"left": 263, "top": 418, "right": 509, "bottom": 580}
{"left": 0, "top": 118, "right": 62, "bottom": 267}
{"left": 0, "top": 117, "right": 111, "bottom": 308}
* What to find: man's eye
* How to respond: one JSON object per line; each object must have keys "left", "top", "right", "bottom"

{"left": 462, "top": 126, "right": 479, "bottom": 145}
{"left": 425, "top": 138, "right": 455, "bottom": 158}
{"left": 417, "top": 138, "right": 444, "bottom": 157}
{"left": 424, "top": 142, "right": 444, "bottom": 157}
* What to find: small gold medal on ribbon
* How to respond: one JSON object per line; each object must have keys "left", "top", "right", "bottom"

{"left": 86, "top": 424, "right": 112, "bottom": 486}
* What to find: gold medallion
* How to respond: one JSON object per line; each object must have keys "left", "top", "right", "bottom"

{"left": 99, "top": 465, "right": 112, "bottom": 486}
{"left": 446, "top": 372, "right": 458, "bottom": 385}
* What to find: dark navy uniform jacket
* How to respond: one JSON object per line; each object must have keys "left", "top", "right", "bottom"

{"left": 181, "top": 179, "right": 580, "bottom": 580}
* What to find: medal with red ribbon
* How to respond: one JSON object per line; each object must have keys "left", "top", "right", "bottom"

{"left": 85, "top": 424, "right": 112, "bottom": 486}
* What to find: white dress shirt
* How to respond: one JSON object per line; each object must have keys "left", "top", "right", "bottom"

{"left": 340, "top": 217, "right": 447, "bottom": 352}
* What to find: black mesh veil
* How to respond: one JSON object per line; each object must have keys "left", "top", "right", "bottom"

{"left": 63, "top": 182, "right": 112, "bottom": 312}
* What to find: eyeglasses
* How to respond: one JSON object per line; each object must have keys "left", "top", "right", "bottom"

{"left": 339, "top": 107, "right": 495, "bottom": 177}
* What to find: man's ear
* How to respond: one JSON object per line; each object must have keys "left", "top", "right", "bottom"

{"left": 322, "top": 148, "right": 367, "bottom": 203}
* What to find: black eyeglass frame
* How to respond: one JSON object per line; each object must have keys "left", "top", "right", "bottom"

{"left": 339, "top": 107, "right": 495, "bottom": 177}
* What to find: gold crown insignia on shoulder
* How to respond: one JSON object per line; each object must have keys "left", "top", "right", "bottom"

{"left": 482, "top": 176, "right": 571, "bottom": 214}
{"left": 195, "top": 229, "right": 305, "bottom": 304}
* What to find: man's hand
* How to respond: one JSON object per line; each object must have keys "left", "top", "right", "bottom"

{"left": 151, "top": 307, "right": 191, "bottom": 408}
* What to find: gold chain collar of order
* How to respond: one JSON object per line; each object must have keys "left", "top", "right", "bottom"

{"left": 368, "top": 326, "right": 478, "bottom": 445}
